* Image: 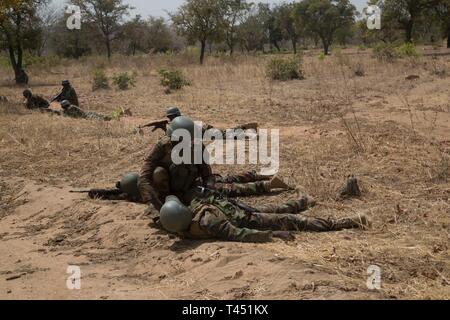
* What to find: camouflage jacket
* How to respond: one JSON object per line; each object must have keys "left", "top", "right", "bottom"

{"left": 57, "top": 86, "right": 79, "bottom": 107}
{"left": 26, "top": 95, "right": 49, "bottom": 109}
{"left": 138, "top": 135, "right": 213, "bottom": 210}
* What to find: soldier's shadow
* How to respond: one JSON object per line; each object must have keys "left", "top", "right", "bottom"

{"left": 168, "top": 238, "right": 210, "bottom": 253}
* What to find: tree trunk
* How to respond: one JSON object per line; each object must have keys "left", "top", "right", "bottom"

{"left": 200, "top": 40, "right": 206, "bottom": 65}
{"left": 321, "top": 38, "right": 330, "bottom": 55}
{"left": 447, "top": 27, "right": 450, "bottom": 48}
{"left": 405, "top": 20, "right": 413, "bottom": 43}
{"left": 106, "top": 38, "right": 112, "bottom": 60}
{"left": 272, "top": 41, "right": 280, "bottom": 51}
{"left": 292, "top": 39, "right": 297, "bottom": 54}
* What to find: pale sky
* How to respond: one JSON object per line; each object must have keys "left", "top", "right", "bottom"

{"left": 53, "top": 0, "right": 369, "bottom": 19}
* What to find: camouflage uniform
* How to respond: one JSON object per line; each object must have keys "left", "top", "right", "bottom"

{"left": 179, "top": 196, "right": 364, "bottom": 243}
{"left": 139, "top": 135, "right": 214, "bottom": 210}
{"left": 63, "top": 105, "right": 111, "bottom": 121}
{"left": 25, "top": 95, "right": 50, "bottom": 110}
{"left": 207, "top": 170, "right": 274, "bottom": 197}
{"left": 55, "top": 85, "right": 79, "bottom": 107}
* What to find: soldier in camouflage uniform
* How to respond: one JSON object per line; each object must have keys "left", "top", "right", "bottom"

{"left": 140, "top": 106, "right": 258, "bottom": 139}
{"left": 139, "top": 116, "right": 294, "bottom": 210}
{"left": 23, "top": 89, "right": 50, "bottom": 110}
{"left": 156, "top": 195, "right": 370, "bottom": 243}
{"left": 60, "top": 100, "right": 112, "bottom": 121}
{"left": 52, "top": 80, "right": 79, "bottom": 107}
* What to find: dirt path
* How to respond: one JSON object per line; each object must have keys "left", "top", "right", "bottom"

{"left": 0, "top": 179, "right": 385, "bottom": 300}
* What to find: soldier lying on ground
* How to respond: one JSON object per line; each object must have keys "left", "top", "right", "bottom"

{"left": 59, "top": 100, "right": 112, "bottom": 121}
{"left": 23, "top": 89, "right": 50, "bottom": 110}
{"left": 51, "top": 80, "right": 79, "bottom": 107}
{"left": 138, "top": 116, "right": 294, "bottom": 210}
{"left": 153, "top": 195, "right": 370, "bottom": 243}
{"left": 74, "top": 168, "right": 304, "bottom": 207}
{"left": 138, "top": 106, "right": 258, "bottom": 139}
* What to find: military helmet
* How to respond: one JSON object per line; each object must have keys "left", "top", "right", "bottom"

{"left": 166, "top": 106, "right": 181, "bottom": 119}
{"left": 62, "top": 80, "right": 70, "bottom": 86}
{"left": 23, "top": 89, "right": 32, "bottom": 97}
{"left": 166, "top": 116, "right": 197, "bottom": 141}
{"left": 60, "top": 100, "right": 71, "bottom": 108}
{"left": 159, "top": 196, "right": 193, "bottom": 233}
{"left": 120, "top": 172, "right": 141, "bottom": 199}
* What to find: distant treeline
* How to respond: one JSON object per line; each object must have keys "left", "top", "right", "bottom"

{"left": 1, "top": 0, "right": 449, "bottom": 83}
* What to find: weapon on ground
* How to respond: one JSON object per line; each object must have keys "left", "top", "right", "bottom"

{"left": 196, "top": 186, "right": 260, "bottom": 213}
{"left": 70, "top": 188, "right": 123, "bottom": 199}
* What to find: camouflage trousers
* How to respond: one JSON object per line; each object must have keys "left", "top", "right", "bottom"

{"left": 193, "top": 199, "right": 358, "bottom": 243}
{"left": 85, "top": 111, "right": 112, "bottom": 121}
{"left": 208, "top": 171, "right": 272, "bottom": 197}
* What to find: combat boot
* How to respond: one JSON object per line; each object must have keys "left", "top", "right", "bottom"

{"left": 337, "top": 176, "right": 361, "bottom": 199}
{"left": 333, "top": 214, "right": 371, "bottom": 230}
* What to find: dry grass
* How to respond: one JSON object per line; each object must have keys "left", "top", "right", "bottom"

{"left": 0, "top": 47, "right": 449, "bottom": 299}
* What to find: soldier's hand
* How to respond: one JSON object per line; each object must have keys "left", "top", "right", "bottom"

{"left": 272, "top": 231, "right": 295, "bottom": 241}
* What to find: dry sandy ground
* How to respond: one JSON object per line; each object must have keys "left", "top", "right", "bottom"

{"left": 0, "top": 47, "right": 449, "bottom": 299}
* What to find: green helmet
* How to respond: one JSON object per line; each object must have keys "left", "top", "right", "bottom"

{"left": 23, "top": 89, "right": 32, "bottom": 98}
{"left": 61, "top": 100, "right": 71, "bottom": 108}
{"left": 166, "top": 116, "right": 197, "bottom": 141}
{"left": 160, "top": 196, "right": 192, "bottom": 233}
{"left": 120, "top": 172, "right": 140, "bottom": 199}
{"left": 62, "top": 80, "right": 70, "bottom": 86}
{"left": 166, "top": 106, "right": 181, "bottom": 119}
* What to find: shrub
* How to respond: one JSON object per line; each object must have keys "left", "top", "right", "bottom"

{"left": 112, "top": 72, "right": 136, "bottom": 90}
{"left": 91, "top": 69, "right": 109, "bottom": 91}
{"left": 373, "top": 43, "right": 397, "bottom": 62}
{"left": 266, "top": 57, "right": 304, "bottom": 81}
{"left": 396, "top": 43, "right": 419, "bottom": 57}
{"left": 159, "top": 69, "right": 191, "bottom": 93}
{"left": 318, "top": 53, "right": 326, "bottom": 61}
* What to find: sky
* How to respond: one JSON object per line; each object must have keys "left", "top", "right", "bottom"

{"left": 53, "top": 0, "right": 369, "bottom": 19}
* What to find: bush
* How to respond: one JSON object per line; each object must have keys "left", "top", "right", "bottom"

{"left": 112, "top": 72, "right": 136, "bottom": 90}
{"left": 373, "top": 43, "right": 397, "bottom": 62}
{"left": 91, "top": 69, "right": 109, "bottom": 91}
{"left": 396, "top": 43, "right": 419, "bottom": 57}
{"left": 318, "top": 53, "right": 326, "bottom": 61}
{"left": 159, "top": 69, "right": 191, "bottom": 93}
{"left": 266, "top": 57, "right": 304, "bottom": 81}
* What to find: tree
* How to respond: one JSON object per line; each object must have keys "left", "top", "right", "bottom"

{"left": 0, "top": 0, "right": 46, "bottom": 84}
{"left": 122, "top": 15, "right": 147, "bottom": 55}
{"left": 236, "top": 9, "right": 266, "bottom": 53}
{"left": 220, "top": 0, "right": 251, "bottom": 55}
{"left": 436, "top": 0, "right": 450, "bottom": 47}
{"left": 146, "top": 17, "right": 175, "bottom": 53}
{"left": 274, "top": 3, "right": 300, "bottom": 54}
{"left": 294, "top": 0, "right": 356, "bottom": 55}
{"left": 71, "top": 0, "right": 132, "bottom": 59}
{"left": 258, "top": 3, "right": 283, "bottom": 51}
{"left": 170, "top": 0, "right": 225, "bottom": 64}
{"left": 379, "top": 0, "right": 440, "bottom": 43}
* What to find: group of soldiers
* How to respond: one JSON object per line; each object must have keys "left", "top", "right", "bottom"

{"left": 19, "top": 79, "right": 369, "bottom": 242}
{"left": 75, "top": 106, "right": 369, "bottom": 243}
{"left": 23, "top": 80, "right": 111, "bottom": 121}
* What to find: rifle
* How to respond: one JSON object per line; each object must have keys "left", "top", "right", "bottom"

{"left": 196, "top": 186, "right": 260, "bottom": 213}
{"left": 50, "top": 92, "right": 62, "bottom": 103}
{"left": 137, "top": 119, "right": 169, "bottom": 132}
{"left": 70, "top": 188, "right": 123, "bottom": 200}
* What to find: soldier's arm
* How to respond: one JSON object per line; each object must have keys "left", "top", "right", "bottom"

{"left": 199, "top": 144, "right": 214, "bottom": 186}
{"left": 200, "top": 210, "right": 273, "bottom": 243}
{"left": 138, "top": 142, "right": 165, "bottom": 210}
